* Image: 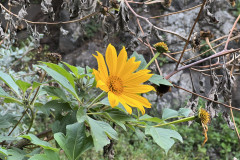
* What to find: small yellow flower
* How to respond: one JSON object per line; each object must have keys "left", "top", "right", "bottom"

{"left": 93, "top": 44, "right": 154, "bottom": 114}
{"left": 199, "top": 108, "right": 210, "bottom": 125}
{"left": 198, "top": 108, "right": 210, "bottom": 146}
{"left": 153, "top": 42, "right": 169, "bottom": 53}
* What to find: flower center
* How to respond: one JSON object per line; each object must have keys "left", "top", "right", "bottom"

{"left": 107, "top": 76, "right": 123, "bottom": 95}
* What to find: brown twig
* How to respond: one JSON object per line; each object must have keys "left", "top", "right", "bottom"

{"left": 175, "top": 0, "right": 207, "bottom": 70}
{"left": 173, "top": 84, "right": 240, "bottom": 111}
{"left": 136, "top": 18, "right": 162, "bottom": 75}
{"left": 124, "top": 0, "right": 188, "bottom": 42}
{"left": 165, "top": 48, "right": 240, "bottom": 79}
{"left": 7, "top": 108, "right": 28, "bottom": 136}
{"left": 183, "top": 35, "right": 240, "bottom": 63}
{"left": 150, "top": 4, "right": 202, "bottom": 19}
{"left": 224, "top": 15, "right": 240, "bottom": 50}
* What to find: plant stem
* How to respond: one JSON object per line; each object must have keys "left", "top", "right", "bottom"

{"left": 87, "top": 91, "right": 107, "bottom": 109}
{"left": 144, "top": 52, "right": 161, "bottom": 69}
{"left": 154, "top": 116, "right": 197, "bottom": 127}
{"left": 8, "top": 108, "right": 28, "bottom": 136}
{"left": 26, "top": 106, "right": 34, "bottom": 134}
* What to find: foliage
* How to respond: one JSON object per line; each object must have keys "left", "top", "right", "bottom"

{"left": 0, "top": 40, "right": 182, "bottom": 159}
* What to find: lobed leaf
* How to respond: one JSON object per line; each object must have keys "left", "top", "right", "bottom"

{"left": 145, "top": 126, "right": 183, "bottom": 153}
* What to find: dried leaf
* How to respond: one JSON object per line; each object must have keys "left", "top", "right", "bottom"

{"left": 18, "top": 6, "right": 28, "bottom": 20}
{"left": 223, "top": 111, "right": 234, "bottom": 129}
{"left": 0, "top": 24, "right": 5, "bottom": 39}
{"left": 116, "top": 0, "right": 130, "bottom": 32}
{"left": 27, "top": 24, "right": 40, "bottom": 47}
{"left": 41, "top": 0, "right": 55, "bottom": 21}
{"left": 60, "top": 27, "right": 69, "bottom": 36}
{"left": 199, "top": 74, "right": 205, "bottom": 94}
{"left": 205, "top": 9, "right": 219, "bottom": 24}
{"left": 191, "top": 32, "right": 200, "bottom": 52}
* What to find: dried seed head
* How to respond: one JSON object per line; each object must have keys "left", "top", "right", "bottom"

{"left": 47, "top": 53, "right": 62, "bottom": 64}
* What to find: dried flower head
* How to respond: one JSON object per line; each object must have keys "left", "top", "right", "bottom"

{"left": 154, "top": 42, "right": 169, "bottom": 53}
{"left": 47, "top": 53, "right": 62, "bottom": 64}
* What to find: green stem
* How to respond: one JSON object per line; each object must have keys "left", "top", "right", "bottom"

{"left": 154, "top": 116, "right": 197, "bottom": 127}
{"left": 87, "top": 91, "right": 107, "bottom": 109}
{"left": 26, "top": 106, "right": 35, "bottom": 134}
{"left": 144, "top": 52, "right": 161, "bottom": 69}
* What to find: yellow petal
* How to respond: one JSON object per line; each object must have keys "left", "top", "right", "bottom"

{"left": 119, "top": 57, "right": 141, "bottom": 78}
{"left": 92, "top": 69, "right": 100, "bottom": 82}
{"left": 106, "top": 44, "right": 117, "bottom": 76}
{"left": 96, "top": 80, "right": 109, "bottom": 92}
{"left": 93, "top": 52, "right": 108, "bottom": 80}
{"left": 123, "top": 85, "right": 155, "bottom": 93}
{"left": 116, "top": 46, "right": 127, "bottom": 76}
{"left": 136, "top": 105, "right": 145, "bottom": 115}
{"left": 118, "top": 97, "right": 133, "bottom": 114}
{"left": 124, "top": 93, "right": 151, "bottom": 108}
{"left": 124, "top": 69, "right": 153, "bottom": 85}
{"left": 108, "top": 91, "right": 119, "bottom": 107}
{"left": 119, "top": 94, "right": 147, "bottom": 115}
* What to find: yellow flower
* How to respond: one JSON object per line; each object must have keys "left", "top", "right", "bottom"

{"left": 93, "top": 44, "right": 154, "bottom": 114}
{"left": 199, "top": 108, "right": 210, "bottom": 125}
{"left": 198, "top": 108, "right": 210, "bottom": 146}
{"left": 153, "top": 42, "right": 169, "bottom": 53}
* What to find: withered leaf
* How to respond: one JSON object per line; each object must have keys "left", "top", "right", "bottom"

{"left": 116, "top": 0, "right": 130, "bottom": 32}
{"left": 18, "top": 6, "right": 28, "bottom": 20}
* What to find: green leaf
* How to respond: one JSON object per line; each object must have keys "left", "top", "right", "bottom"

{"left": 42, "top": 86, "right": 68, "bottom": 102}
{"left": 32, "top": 82, "right": 42, "bottom": 90}
{"left": 62, "top": 62, "right": 79, "bottom": 78}
{"left": 54, "top": 122, "right": 93, "bottom": 160}
{"left": 0, "top": 71, "right": 20, "bottom": 96}
{"left": 162, "top": 108, "right": 178, "bottom": 120}
{"left": 0, "top": 87, "right": 22, "bottom": 105}
{"left": 51, "top": 111, "right": 77, "bottom": 134}
{"left": 0, "top": 147, "right": 8, "bottom": 160}
{"left": 0, "top": 136, "right": 18, "bottom": 142}
{"left": 15, "top": 80, "right": 31, "bottom": 93}
{"left": 7, "top": 148, "right": 25, "bottom": 160}
{"left": 76, "top": 107, "right": 87, "bottom": 123}
{"left": 3, "top": 98, "right": 23, "bottom": 105}
{"left": 0, "top": 113, "right": 18, "bottom": 129}
{"left": 105, "top": 109, "right": 134, "bottom": 122}
{"left": 100, "top": 98, "right": 126, "bottom": 113}
{"left": 20, "top": 134, "right": 59, "bottom": 152}
{"left": 135, "top": 128, "right": 146, "bottom": 140}
{"left": 162, "top": 108, "right": 191, "bottom": 120}
{"left": 87, "top": 117, "right": 118, "bottom": 151}
{"left": 37, "top": 100, "right": 71, "bottom": 116}
{"left": 42, "top": 62, "right": 75, "bottom": 88}
{"left": 130, "top": 51, "right": 147, "bottom": 71}
{"left": 101, "top": 112, "right": 126, "bottom": 131}
{"left": 139, "top": 114, "right": 163, "bottom": 123}
{"left": 178, "top": 108, "right": 191, "bottom": 117}
{"left": 0, "top": 86, "right": 11, "bottom": 98}
{"left": 145, "top": 126, "right": 183, "bottom": 153}
{"left": 37, "top": 65, "right": 80, "bottom": 101}
{"left": 149, "top": 74, "right": 173, "bottom": 86}
{"left": 29, "top": 149, "right": 60, "bottom": 160}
